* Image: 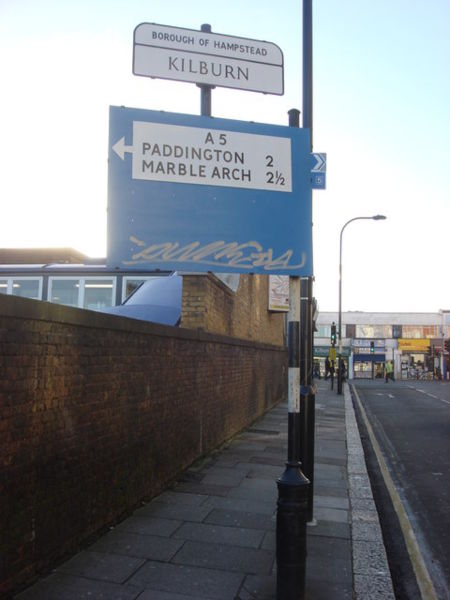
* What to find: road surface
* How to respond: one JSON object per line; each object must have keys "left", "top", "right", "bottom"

{"left": 351, "top": 380, "right": 450, "bottom": 600}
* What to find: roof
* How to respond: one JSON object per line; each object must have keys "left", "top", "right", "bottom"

{"left": 0, "top": 247, "right": 98, "bottom": 264}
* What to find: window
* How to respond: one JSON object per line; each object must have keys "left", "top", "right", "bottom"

{"left": 316, "top": 325, "right": 330, "bottom": 338}
{"left": 0, "top": 277, "right": 42, "bottom": 299}
{"left": 355, "top": 325, "right": 392, "bottom": 338}
{"left": 83, "top": 279, "right": 114, "bottom": 310}
{"left": 402, "top": 325, "right": 439, "bottom": 339}
{"left": 316, "top": 325, "right": 346, "bottom": 338}
{"left": 49, "top": 279, "right": 80, "bottom": 307}
{"left": 393, "top": 325, "right": 402, "bottom": 338}
{"left": 49, "top": 277, "right": 115, "bottom": 309}
{"left": 12, "top": 278, "right": 42, "bottom": 300}
{"left": 122, "top": 277, "right": 152, "bottom": 302}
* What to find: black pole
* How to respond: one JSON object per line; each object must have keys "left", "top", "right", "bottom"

{"left": 276, "top": 109, "right": 309, "bottom": 600}
{"left": 302, "top": 0, "right": 313, "bottom": 145}
{"left": 337, "top": 224, "right": 344, "bottom": 394}
{"left": 300, "top": 0, "right": 316, "bottom": 524}
{"left": 198, "top": 24, "right": 214, "bottom": 116}
{"left": 300, "top": 277, "right": 316, "bottom": 523}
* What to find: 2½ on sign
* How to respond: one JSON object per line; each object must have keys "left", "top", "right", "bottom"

{"left": 265, "top": 155, "right": 286, "bottom": 186}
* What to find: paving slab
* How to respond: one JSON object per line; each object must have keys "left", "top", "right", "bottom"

{"left": 15, "top": 573, "right": 142, "bottom": 600}
{"left": 204, "top": 507, "right": 276, "bottom": 531}
{"left": 136, "top": 591, "right": 210, "bottom": 600}
{"left": 172, "top": 521, "right": 265, "bottom": 548}
{"left": 153, "top": 491, "right": 209, "bottom": 506}
{"left": 202, "top": 494, "right": 275, "bottom": 515}
{"left": 127, "top": 561, "right": 243, "bottom": 599}
{"left": 89, "top": 530, "right": 183, "bottom": 561}
{"left": 114, "top": 516, "right": 181, "bottom": 537}
{"left": 171, "top": 540, "right": 274, "bottom": 574}
{"left": 135, "top": 502, "right": 213, "bottom": 523}
{"left": 55, "top": 551, "right": 145, "bottom": 583}
{"left": 172, "top": 481, "right": 231, "bottom": 497}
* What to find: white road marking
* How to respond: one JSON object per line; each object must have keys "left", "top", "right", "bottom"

{"left": 406, "top": 386, "right": 450, "bottom": 406}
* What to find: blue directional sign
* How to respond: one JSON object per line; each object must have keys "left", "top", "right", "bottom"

{"left": 311, "top": 152, "right": 327, "bottom": 190}
{"left": 107, "top": 106, "right": 312, "bottom": 275}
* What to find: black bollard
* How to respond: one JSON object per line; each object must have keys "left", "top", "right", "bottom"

{"left": 277, "top": 463, "right": 309, "bottom": 600}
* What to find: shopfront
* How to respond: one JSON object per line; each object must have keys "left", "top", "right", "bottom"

{"left": 352, "top": 340, "right": 386, "bottom": 379}
{"left": 314, "top": 346, "right": 351, "bottom": 378}
{"left": 398, "top": 338, "right": 430, "bottom": 379}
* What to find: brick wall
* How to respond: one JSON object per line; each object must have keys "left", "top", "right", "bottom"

{"left": 181, "top": 274, "right": 286, "bottom": 346}
{"left": 0, "top": 294, "right": 287, "bottom": 597}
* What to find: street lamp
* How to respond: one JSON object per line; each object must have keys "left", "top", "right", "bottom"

{"left": 337, "top": 214, "right": 387, "bottom": 394}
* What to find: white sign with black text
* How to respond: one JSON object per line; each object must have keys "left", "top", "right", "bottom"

{"left": 112, "top": 120, "right": 292, "bottom": 191}
{"left": 133, "top": 23, "right": 284, "bottom": 95}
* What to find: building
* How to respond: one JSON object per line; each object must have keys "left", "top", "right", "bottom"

{"left": 315, "top": 310, "right": 450, "bottom": 381}
{"left": 0, "top": 248, "right": 287, "bottom": 347}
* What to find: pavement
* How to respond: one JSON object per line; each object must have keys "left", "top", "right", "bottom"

{"left": 15, "top": 381, "right": 395, "bottom": 600}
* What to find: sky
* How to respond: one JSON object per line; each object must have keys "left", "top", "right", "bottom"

{"left": 0, "top": 0, "right": 449, "bottom": 313}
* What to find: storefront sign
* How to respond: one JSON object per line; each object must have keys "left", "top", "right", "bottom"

{"left": 314, "top": 346, "right": 350, "bottom": 358}
{"left": 352, "top": 339, "right": 384, "bottom": 349}
{"left": 398, "top": 339, "right": 430, "bottom": 352}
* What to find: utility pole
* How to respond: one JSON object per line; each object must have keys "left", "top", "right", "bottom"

{"left": 300, "top": 0, "right": 316, "bottom": 524}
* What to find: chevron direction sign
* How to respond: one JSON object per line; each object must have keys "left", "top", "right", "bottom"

{"left": 311, "top": 152, "right": 327, "bottom": 190}
{"left": 107, "top": 106, "right": 313, "bottom": 275}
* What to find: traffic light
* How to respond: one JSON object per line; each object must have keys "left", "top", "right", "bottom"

{"left": 330, "top": 322, "right": 336, "bottom": 346}
{"left": 370, "top": 341, "right": 374, "bottom": 354}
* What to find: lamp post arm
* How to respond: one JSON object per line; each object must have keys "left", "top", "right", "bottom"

{"left": 337, "top": 214, "right": 386, "bottom": 395}
{"left": 338, "top": 216, "right": 377, "bottom": 345}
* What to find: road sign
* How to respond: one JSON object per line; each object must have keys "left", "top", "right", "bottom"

{"left": 133, "top": 23, "right": 284, "bottom": 95}
{"left": 107, "top": 106, "right": 312, "bottom": 275}
{"left": 112, "top": 121, "right": 292, "bottom": 192}
{"left": 311, "top": 152, "right": 326, "bottom": 189}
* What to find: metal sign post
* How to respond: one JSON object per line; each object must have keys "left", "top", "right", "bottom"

{"left": 198, "top": 24, "right": 214, "bottom": 116}
{"left": 276, "top": 109, "right": 310, "bottom": 600}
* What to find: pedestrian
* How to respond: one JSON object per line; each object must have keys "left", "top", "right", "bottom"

{"left": 340, "top": 360, "right": 346, "bottom": 383}
{"left": 325, "top": 356, "right": 330, "bottom": 380}
{"left": 314, "top": 361, "right": 321, "bottom": 379}
{"left": 385, "top": 360, "right": 394, "bottom": 383}
{"left": 329, "top": 360, "right": 335, "bottom": 389}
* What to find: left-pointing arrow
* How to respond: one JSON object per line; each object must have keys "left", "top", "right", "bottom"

{"left": 112, "top": 137, "right": 134, "bottom": 160}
